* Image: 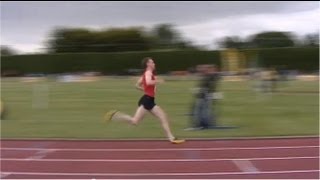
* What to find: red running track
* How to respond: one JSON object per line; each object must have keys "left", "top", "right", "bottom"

{"left": 1, "top": 137, "right": 319, "bottom": 179}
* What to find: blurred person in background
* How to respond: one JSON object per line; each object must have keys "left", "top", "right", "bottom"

{"left": 261, "top": 67, "right": 279, "bottom": 93}
{"left": 188, "top": 64, "right": 221, "bottom": 130}
{"left": 270, "top": 67, "right": 279, "bottom": 92}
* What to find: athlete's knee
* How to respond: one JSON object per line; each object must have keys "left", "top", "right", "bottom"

{"left": 131, "top": 118, "right": 139, "bottom": 125}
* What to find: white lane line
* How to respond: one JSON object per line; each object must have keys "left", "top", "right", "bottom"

{"left": 1, "top": 156, "right": 318, "bottom": 162}
{"left": 0, "top": 173, "right": 11, "bottom": 179}
{"left": 233, "top": 159, "right": 260, "bottom": 173}
{"left": 1, "top": 145, "right": 318, "bottom": 152}
{"left": 1, "top": 135, "right": 317, "bottom": 141}
{"left": 25, "top": 149, "right": 56, "bottom": 160}
{"left": 1, "top": 170, "right": 319, "bottom": 177}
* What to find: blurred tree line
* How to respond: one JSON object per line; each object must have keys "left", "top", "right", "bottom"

{"left": 218, "top": 31, "right": 319, "bottom": 49}
{"left": 46, "top": 26, "right": 320, "bottom": 53}
{"left": 0, "top": 45, "right": 17, "bottom": 56}
{"left": 46, "top": 24, "right": 197, "bottom": 53}
{"left": 1, "top": 23, "right": 318, "bottom": 55}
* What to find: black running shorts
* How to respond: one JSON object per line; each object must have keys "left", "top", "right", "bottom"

{"left": 138, "top": 95, "right": 156, "bottom": 110}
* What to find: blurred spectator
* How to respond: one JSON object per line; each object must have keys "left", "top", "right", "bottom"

{"left": 188, "top": 64, "right": 221, "bottom": 130}
{"left": 260, "top": 67, "right": 279, "bottom": 93}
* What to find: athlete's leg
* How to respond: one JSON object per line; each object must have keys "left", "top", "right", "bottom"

{"left": 107, "top": 106, "right": 147, "bottom": 125}
{"left": 150, "top": 105, "right": 175, "bottom": 141}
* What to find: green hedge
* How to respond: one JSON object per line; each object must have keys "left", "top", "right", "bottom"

{"left": 1, "top": 48, "right": 318, "bottom": 75}
{"left": 242, "top": 47, "right": 319, "bottom": 72}
{"left": 1, "top": 50, "right": 220, "bottom": 75}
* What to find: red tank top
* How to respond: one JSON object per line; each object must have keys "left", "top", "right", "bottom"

{"left": 142, "top": 70, "right": 156, "bottom": 97}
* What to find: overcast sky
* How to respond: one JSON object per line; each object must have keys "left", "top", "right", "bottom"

{"left": 1, "top": 1, "right": 319, "bottom": 54}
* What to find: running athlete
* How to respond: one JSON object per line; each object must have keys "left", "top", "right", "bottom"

{"left": 105, "top": 57, "right": 185, "bottom": 144}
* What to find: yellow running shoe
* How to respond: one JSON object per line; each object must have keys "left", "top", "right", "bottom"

{"left": 104, "top": 110, "right": 118, "bottom": 123}
{"left": 170, "top": 138, "right": 186, "bottom": 144}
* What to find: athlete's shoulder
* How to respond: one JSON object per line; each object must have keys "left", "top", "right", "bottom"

{"left": 145, "top": 70, "right": 153, "bottom": 75}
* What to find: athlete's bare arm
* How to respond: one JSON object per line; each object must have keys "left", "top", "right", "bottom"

{"left": 135, "top": 77, "right": 143, "bottom": 91}
{"left": 145, "top": 70, "right": 156, "bottom": 85}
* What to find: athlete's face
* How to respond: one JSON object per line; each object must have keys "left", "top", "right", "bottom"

{"left": 147, "top": 59, "right": 156, "bottom": 70}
